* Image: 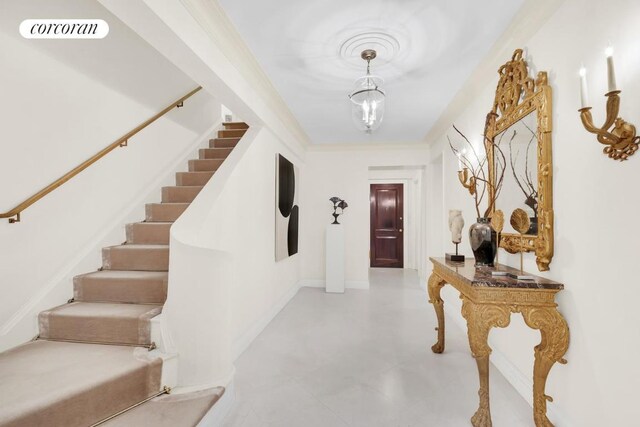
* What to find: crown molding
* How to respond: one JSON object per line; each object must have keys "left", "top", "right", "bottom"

{"left": 180, "top": 0, "right": 310, "bottom": 148}
{"left": 423, "top": 0, "right": 566, "bottom": 144}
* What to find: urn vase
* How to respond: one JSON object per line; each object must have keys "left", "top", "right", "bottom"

{"left": 469, "top": 217, "right": 496, "bottom": 267}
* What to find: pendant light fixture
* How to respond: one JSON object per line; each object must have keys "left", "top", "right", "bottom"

{"left": 348, "top": 49, "right": 385, "bottom": 133}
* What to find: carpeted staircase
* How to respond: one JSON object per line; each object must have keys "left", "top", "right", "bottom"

{"left": 0, "top": 122, "right": 248, "bottom": 427}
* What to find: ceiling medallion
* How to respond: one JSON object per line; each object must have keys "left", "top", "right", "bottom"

{"left": 338, "top": 31, "right": 400, "bottom": 66}
{"left": 348, "top": 49, "right": 386, "bottom": 133}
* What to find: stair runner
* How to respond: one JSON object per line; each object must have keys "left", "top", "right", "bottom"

{"left": 0, "top": 122, "right": 248, "bottom": 427}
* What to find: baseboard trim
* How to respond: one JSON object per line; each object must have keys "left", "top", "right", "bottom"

{"left": 232, "top": 281, "right": 301, "bottom": 359}
{"left": 299, "top": 279, "right": 370, "bottom": 290}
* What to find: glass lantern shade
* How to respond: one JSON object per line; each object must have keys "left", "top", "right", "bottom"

{"left": 349, "top": 75, "right": 385, "bottom": 133}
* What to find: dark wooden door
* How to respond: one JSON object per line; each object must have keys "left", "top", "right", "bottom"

{"left": 370, "top": 184, "right": 404, "bottom": 268}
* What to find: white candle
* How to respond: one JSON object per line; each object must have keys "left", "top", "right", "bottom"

{"left": 457, "top": 153, "right": 463, "bottom": 171}
{"left": 606, "top": 46, "right": 617, "bottom": 92}
{"left": 579, "top": 66, "right": 589, "bottom": 109}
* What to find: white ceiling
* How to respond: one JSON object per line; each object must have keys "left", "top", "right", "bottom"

{"left": 218, "top": 0, "right": 525, "bottom": 144}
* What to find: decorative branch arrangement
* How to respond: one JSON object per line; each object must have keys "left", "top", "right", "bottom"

{"left": 448, "top": 123, "right": 506, "bottom": 219}
{"left": 507, "top": 126, "right": 538, "bottom": 217}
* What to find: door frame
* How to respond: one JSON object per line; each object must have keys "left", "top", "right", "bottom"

{"left": 369, "top": 182, "right": 405, "bottom": 268}
{"left": 368, "top": 167, "right": 424, "bottom": 272}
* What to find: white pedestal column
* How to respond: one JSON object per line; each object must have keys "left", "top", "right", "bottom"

{"left": 325, "top": 224, "right": 345, "bottom": 293}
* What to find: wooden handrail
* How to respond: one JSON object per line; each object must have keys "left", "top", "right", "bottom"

{"left": 1, "top": 86, "right": 202, "bottom": 223}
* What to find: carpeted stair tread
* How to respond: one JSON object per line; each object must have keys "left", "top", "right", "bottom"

{"left": 39, "top": 302, "right": 162, "bottom": 345}
{"left": 175, "top": 171, "right": 214, "bottom": 186}
{"left": 222, "top": 121, "right": 248, "bottom": 130}
{"left": 188, "top": 159, "right": 223, "bottom": 172}
{"left": 199, "top": 147, "right": 233, "bottom": 159}
{"left": 102, "top": 387, "right": 225, "bottom": 427}
{"left": 102, "top": 244, "right": 169, "bottom": 271}
{"left": 74, "top": 270, "right": 168, "bottom": 304}
{"left": 0, "top": 340, "right": 162, "bottom": 427}
{"left": 209, "top": 137, "right": 240, "bottom": 148}
{"left": 161, "top": 186, "right": 203, "bottom": 203}
{"left": 145, "top": 203, "right": 189, "bottom": 222}
{"left": 126, "top": 222, "right": 171, "bottom": 245}
{"left": 217, "top": 129, "right": 246, "bottom": 138}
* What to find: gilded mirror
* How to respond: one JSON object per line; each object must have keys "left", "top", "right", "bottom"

{"left": 485, "top": 49, "right": 554, "bottom": 271}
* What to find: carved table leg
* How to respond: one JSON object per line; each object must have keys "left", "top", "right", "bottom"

{"left": 427, "top": 273, "right": 446, "bottom": 353}
{"left": 461, "top": 297, "right": 511, "bottom": 427}
{"left": 521, "top": 307, "right": 570, "bottom": 427}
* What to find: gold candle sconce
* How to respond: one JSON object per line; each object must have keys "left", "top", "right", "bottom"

{"left": 578, "top": 48, "right": 640, "bottom": 161}
{"left": 457, "top": 168, "right": 476, "bottom": 195}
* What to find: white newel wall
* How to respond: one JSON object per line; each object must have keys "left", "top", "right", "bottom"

{"left": 165, "top": 127, "right": 304, "bottom": 388}
{"left": 0, "top": 0, "right": 219, "bottom": 352}
{"left": 426, "top": 0, "right": 640, "bottom": 424}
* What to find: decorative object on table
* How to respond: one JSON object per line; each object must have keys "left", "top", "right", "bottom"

{"left": 468, "top": 218, "right": 497, "bottom": 267}
{"left": 489, "top": 209, "right": 504, "bottom": 272}
{"left": 578, "top": 46, "right": 639, "bottom": 161}
{"left": 508, "top": 208, "right": 534, "bottom": 280}
{"left": 446, "top": 210, "right": 465, "bottom": 262}
{"left": 275, "top": 154, "right": 299, "bottom": 261}
{"left": 449, "top": 125, "right": 506, "bottom": 267}
{"left": 348, "top": 49, "right": 385, "bottom": 133}
{"left": 484, "top": 49, "right": 555, "bottom": 271}
{"left": 329, "top": 197, "right": 348, "bottom": 224}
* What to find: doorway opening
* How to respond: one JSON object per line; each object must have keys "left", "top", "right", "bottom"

{"left": 368, "top": 166, "right": 426, "bottom": 275}
{"left": 370, "top": 183, "right": 404, "bottom": 268}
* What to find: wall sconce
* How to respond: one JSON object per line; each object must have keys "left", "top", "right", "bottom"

{"left": 578, "top": 46, "right": 639, "bottom": 161}
{"left": 457, "top": 168, "right": 476, "bottom": 196}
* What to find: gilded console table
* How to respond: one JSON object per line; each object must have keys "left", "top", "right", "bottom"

{"left": 427, "top": 257, "right": 569, "bottom": 427}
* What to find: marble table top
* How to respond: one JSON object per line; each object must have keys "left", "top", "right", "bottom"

{"left": 430, "top": 257, "right": 564, "bottom": 290}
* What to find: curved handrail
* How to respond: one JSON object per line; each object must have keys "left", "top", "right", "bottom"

{"left": 1, "top": 86, "right": 202, "bottom": 223}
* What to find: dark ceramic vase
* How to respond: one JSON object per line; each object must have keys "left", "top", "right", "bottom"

{"left": 527, "top": 216, "right": 538, "bottom": 235}
{"left": 469, "top": 217, "right": 497, "bottom": 267}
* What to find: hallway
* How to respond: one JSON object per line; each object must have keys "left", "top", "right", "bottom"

{"left": 223, "top": 269, "right": 532, "bottom": 426}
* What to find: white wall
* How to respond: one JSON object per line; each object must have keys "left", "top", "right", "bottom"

{"left": 426, "top": 0, "right": 640, "bottom": 424}
{"left": 201, "top": 128, "right": 304, "bottom": 349}
{"left": 301, "top": 146, "right": 429, "bottom": 285}
{"left": 0, "top": 0, "right": 218, "bottom": 351}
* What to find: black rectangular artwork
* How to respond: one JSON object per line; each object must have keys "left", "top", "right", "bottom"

{"left": 275, "top": 154, "right": 299, "bottom": 260}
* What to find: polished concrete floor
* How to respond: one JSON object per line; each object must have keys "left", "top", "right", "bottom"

{"left": 222, "top": 269, "right": 532, "bottom": 426}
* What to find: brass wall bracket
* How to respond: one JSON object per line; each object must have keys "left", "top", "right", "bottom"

{"left": 8, "top": 213, "right": 20, "bottom": 223}
{"left": 579, "top": 91, "right": 639, "bottom": 161}
{"left": 457, "top": 168, "right": 476, "bottom": 196}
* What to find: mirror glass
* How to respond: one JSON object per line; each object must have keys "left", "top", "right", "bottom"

{"left": 495, "top": 111, "right": 538, "bottom": 236}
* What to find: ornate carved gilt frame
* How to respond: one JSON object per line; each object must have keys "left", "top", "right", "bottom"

{"left": 485, "top": 49, "right": 554, "bottom": 271}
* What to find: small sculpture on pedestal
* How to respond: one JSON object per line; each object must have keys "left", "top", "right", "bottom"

{"left": 329, "top": 197, "right": 348, "bottom": 224}
{"left": 446, "top": 210, "right": 465, "bottom": 262}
